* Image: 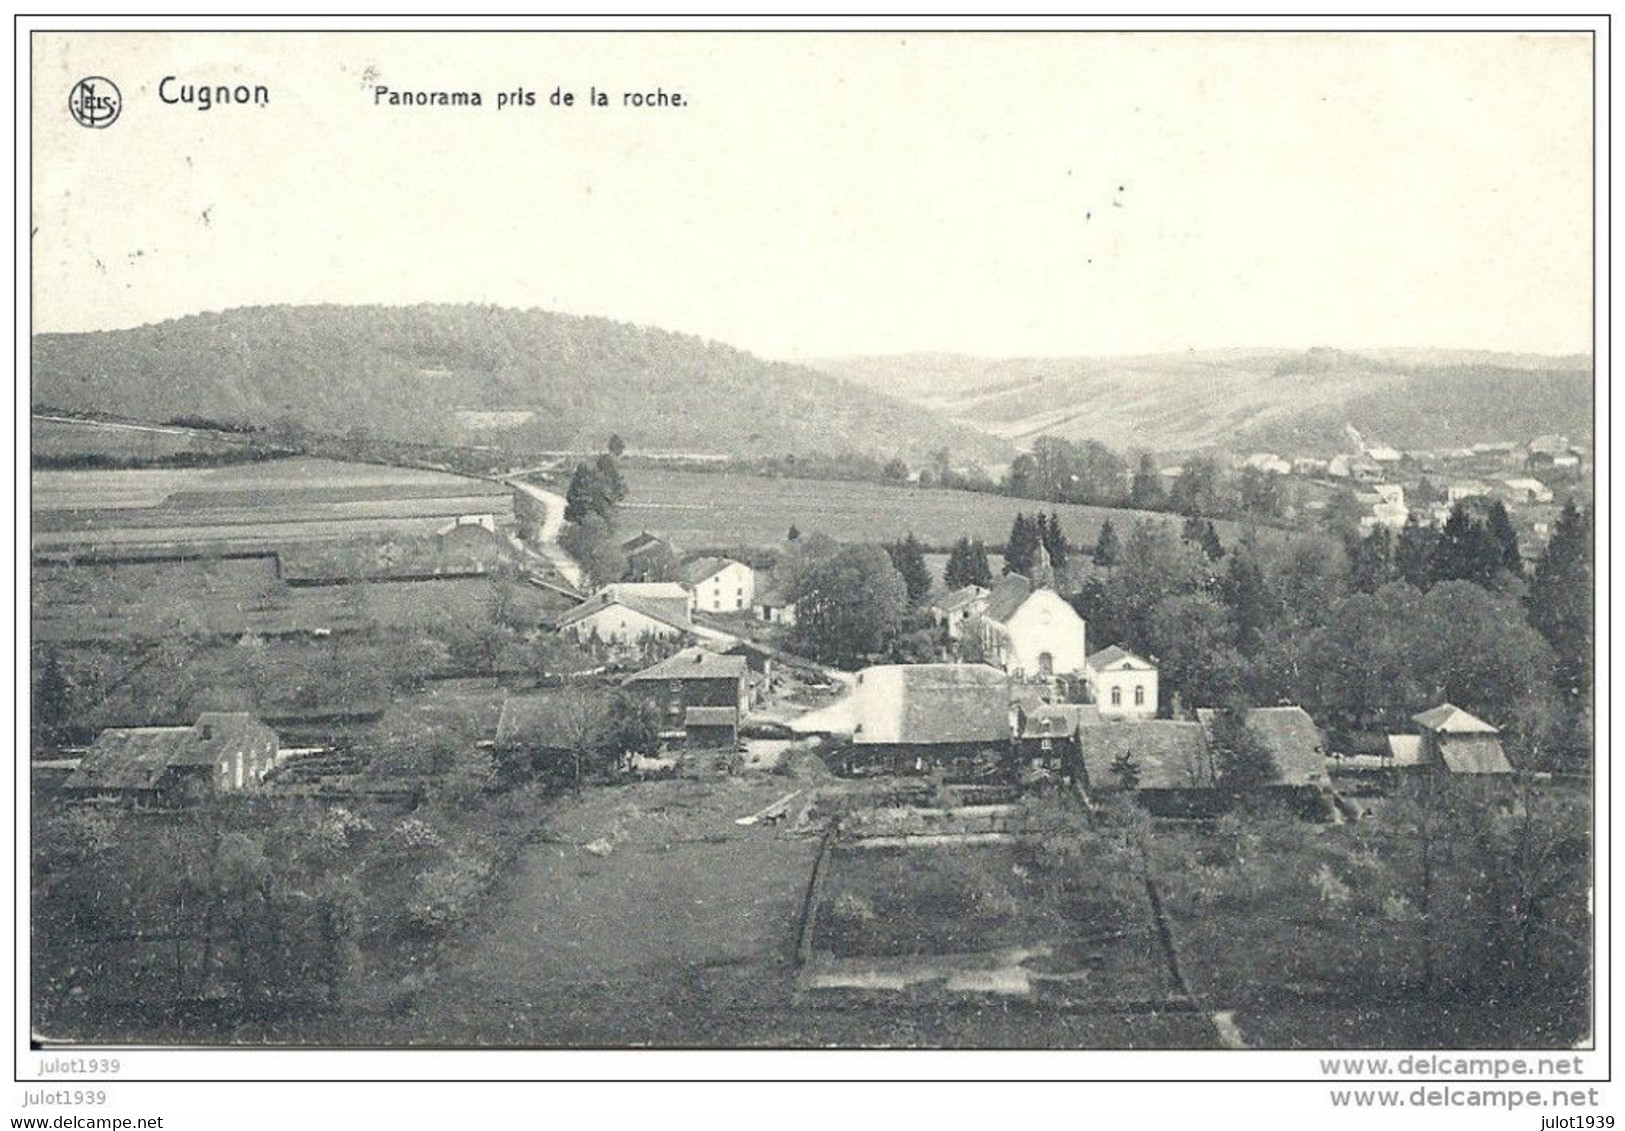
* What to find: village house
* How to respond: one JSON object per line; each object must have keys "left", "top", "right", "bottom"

{"left": 1501, "top": 477, "right": 1556, "bottom": 504}
{"left": 1083, "top": 645, "right": 1159, "bottom": 719}
{"left": 1241, "top": 452, "right": 1291, "bottom": 475}
{"left": 1014, "top": 701, "right": 1100, "bottom": 774}
{"left": 623, "top": 645, "right": 752, "bottom": 737}
{"left": 1447, "top": 480, "right": 1493, "bottom": 504}
{"left": 620, "top": 531, "right": 678, "bottom": 582}
{"left": 929, "top": 583, "right": 991, "bottom": 640}
{"left": 968, "top": 572, "right": 1088, "bottom": 680}
{"left": 1472, "top": 441, "right": 1520, "bottom": 463}
{"left": 434, "top": 517, "right": 508, "bottom": 571}
{"left": 600, "top": 581, "right": 694, "bottom": 619}
{"left": 1526, "top": 434, "right": 1572, "bottom": 462}
{"left": 63, "top": 713, "right": 279, "bottom": 805}
{"left": 679, "top": 706, "right": 740, "bottom": 750}
{"left": 682, "top": 556, "right": 756, "bottom": 615}
{"left": 556, "top": 588, "right": 693, "bottom": 646}
{"left": 1405, "top": 702, "right": 1514, "bottom": 775}
{"left": 1357, "top": 484, "right": 1410, "bottom": 532}
{"left": 842, "top": 663, "right": 1012, "bottom": 777}
{"left": 493, "top": 688, "right": 628, "bottom": 778}
{"left": 751, "top": 572, "right": 797, "bottom": 625}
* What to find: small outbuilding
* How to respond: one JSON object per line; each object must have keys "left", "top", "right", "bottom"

{"left": 1409, "top": 703, "right": 1514, "bottom": 775}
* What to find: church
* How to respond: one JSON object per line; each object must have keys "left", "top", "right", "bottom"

{"left": 966, "top": 542, "right": 1088, "bottom": 679}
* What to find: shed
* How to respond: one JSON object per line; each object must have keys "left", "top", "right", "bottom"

{"left": 1411, "top": 703, "right": 1514, "bottom": 775}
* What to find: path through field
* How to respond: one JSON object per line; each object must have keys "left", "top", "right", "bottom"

{"left": 503, "top": 474, "right": 585, "bottom": 588}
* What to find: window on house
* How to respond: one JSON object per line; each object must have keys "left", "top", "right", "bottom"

{"left": 1111, "top": 687, "right": 1122, "bottom": 706}
{"left": 1135, "top": 686, "right": 1145, "bottom": 706}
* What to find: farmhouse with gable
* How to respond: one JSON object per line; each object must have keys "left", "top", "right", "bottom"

{"left": 64, "top": 713, "right": 279, "bottom": 805}
{"left": 682, "top": 556, "right": 755, "bottom": 614}
{"left": 556, "top": 588, "right": 693, "bottom": 645}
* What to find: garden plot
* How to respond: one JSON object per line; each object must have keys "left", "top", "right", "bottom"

{"left": 805, "top": 838, "right": 1177, "bottom": 1008}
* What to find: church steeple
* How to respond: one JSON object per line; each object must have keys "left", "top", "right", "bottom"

{"left": 1031, "top": 537, "right": 1055, "bottom": 588}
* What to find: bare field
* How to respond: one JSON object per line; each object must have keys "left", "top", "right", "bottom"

{"left": 32, "top": 416, "right": 238, "bottom": 461}
{"left": 32, "top": 559, "right": 542, "bottom": 643}
{"left": 32, "top": 457, "right": 515, "bottom": 553}
{"left": 619, "top": 468, "right": 1189, "bottom": 550}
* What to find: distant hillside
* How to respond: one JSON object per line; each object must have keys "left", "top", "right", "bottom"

{"left": 813, "top": 347, "right": 1593, "bottom": 456}
{"left": 31, "top": 305, "right": 1012, "bottom": 465}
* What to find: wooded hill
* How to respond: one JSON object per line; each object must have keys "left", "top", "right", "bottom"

{"left": 31, "top": 305, "right": 1014, "bottom": 465}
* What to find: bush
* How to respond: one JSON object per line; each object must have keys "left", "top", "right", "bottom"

{"left": 390, "top": 817, "right": 443, "bottom": 852}
{"left": 407, "top": 851, "right": 491, "bottom": 931}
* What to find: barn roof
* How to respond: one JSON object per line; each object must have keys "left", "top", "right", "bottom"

{"left": 621, "top": 531, "right": 673, "bottom": 554}
{"left": 1437, "top": 735, "right": 1515, "bottom": 775}
{"left": 1237, "top": 706, "right": 1327, "bottom": 786}
{"left": 1386, "top": 734, "right": 1426, "bottom": 766}
{"left": 556, "top": 590, "right": 692, "bottom": 632}
{"left": 1078, "top": 721, "right": 1213, "bottom": 792}
{"left": 852, "top": 663, "right": 1011, "bottom": 746}
{"left": 1412, "top": 703, "right": 1499, "bottom": 734}
{"left": 624, "top": 646, "right": 747, "bottom": 684}
{"left": 65, "top": 727, "right": 197, "bottom": 791}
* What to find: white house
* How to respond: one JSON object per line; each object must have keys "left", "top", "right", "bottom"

{"left": 1084, "top": 645, "right": 1159, "bottom": 720}
{"left": 970, "top": 575, "right": 1087, "bottom": 679}
{"left": 1501, "top": 477, "right": 1555, "bottom": 504}
{"left": 1357, "top": 484, "right": 1409, "bottom": 532}
{"left": 599, "top": 581, "right": 694, "bottom": 619}
{"left": 1447, "top": 480, "right": 1492, "bottom": 504}
{"left": 682, "top": 557, "right": 755, "bottom": 615}
{"left": 1242, "top": 453, "right": 1291, "bottom": 475}
{"left": 929, "top": 584, "right": 991, "bottom": 640}
{"left": 557, "top": 590, "right": 692, "bottom": 645}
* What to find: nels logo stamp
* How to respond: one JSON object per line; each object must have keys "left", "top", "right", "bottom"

{"left": 68, "top": 77, "right": 121, "bottom": 128}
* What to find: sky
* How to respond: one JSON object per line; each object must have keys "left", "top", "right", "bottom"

{"left": 32, "top": 31, "right": 1595, "bottom": 360}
